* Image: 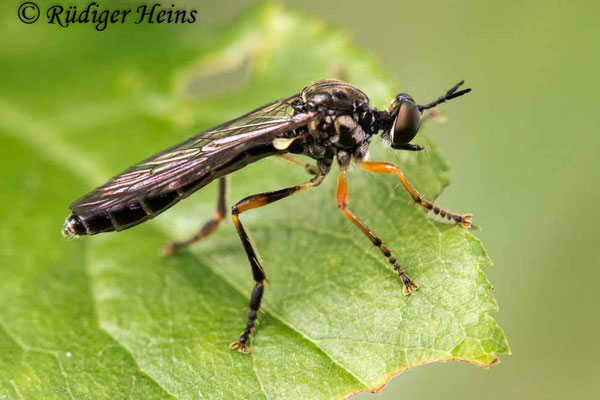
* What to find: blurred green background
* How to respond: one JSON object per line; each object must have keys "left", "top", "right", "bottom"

{"left": 2, "top": 0, "right": 599, "bottom": 398}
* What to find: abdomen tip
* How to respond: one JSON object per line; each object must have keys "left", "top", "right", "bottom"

{"left": 63, "top": 214, "right": 87, "bottom": 236}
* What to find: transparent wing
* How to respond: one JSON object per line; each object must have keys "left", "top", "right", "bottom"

{"left": 70, "top": 94, "right": 314, "bottom": 216}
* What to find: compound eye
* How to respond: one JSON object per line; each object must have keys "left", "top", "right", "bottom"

{"left": 391, "top": 100, "right": 421, "bottom": 146}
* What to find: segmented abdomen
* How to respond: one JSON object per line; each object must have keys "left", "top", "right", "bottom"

{"left": 64, "top": 189, "right": 184, "bottom": 236}
{"left": 64, "top": 146, "right": 280, "bottom": 236}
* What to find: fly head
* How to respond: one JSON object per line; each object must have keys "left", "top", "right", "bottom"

{"left": 382, "top": 81, "right": 472, "bottom": 152}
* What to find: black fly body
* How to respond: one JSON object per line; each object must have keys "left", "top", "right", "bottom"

{"left": 64, "top": 79, "right": 472, "bottom": 353}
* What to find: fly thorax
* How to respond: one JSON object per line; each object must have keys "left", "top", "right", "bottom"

{"left": 353, "top": 140, "right": 370, "bottom": 162}
{"left": 306, "top": 142, "right": 328, "bottom": 159}
{"left": 308, "top": 114, "right": 335, "bottom": 139}
{"left": 337, "top": 150, "right": 352, "bottom": 169}
{"left": 332, "top": 114, "right": 367, "bottom": 148}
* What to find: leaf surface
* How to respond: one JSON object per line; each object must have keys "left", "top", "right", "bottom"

{"left": 0, "top": 3, "right": 508, "bottom": 398}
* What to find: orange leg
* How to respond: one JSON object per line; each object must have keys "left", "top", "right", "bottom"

{"left": 336, "top": 171, "right": 419, "bottom": 294}
{"left": 359, "top": 161, "right": 472, "bottom": 228}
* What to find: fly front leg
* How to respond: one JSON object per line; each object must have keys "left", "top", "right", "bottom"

{"left": 336, "top": 172, "right": 419, "bottom": 295}
{"left": 163, "top": 177, "right": 228, "bottom": 255}
{"left": 359, "top": 161, "right": 473, "bottom": 228}
{"left": 229, "top": 172, "right": 325, "bottom": 354}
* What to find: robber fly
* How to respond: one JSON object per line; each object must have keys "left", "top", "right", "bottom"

{"left": 63, "top": 79, "right": 472, "bottom": 354}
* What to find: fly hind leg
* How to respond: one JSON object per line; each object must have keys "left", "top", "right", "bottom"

{"left": 277, "top": 154, "right": 318, "bottom": 175}
{"left": 163, "top": 177, "right": 227, "bottom": 255}
{"left": 229, "top": 172, "right": 325, "bottom": 353}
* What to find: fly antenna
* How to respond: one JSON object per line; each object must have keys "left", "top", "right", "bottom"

{"left": 418, "top": 80, "right": 472, "bottom": 111}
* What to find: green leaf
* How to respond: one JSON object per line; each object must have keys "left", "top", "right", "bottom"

{"left": 0, "top": 2, "right": 508, "bottom": 398}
